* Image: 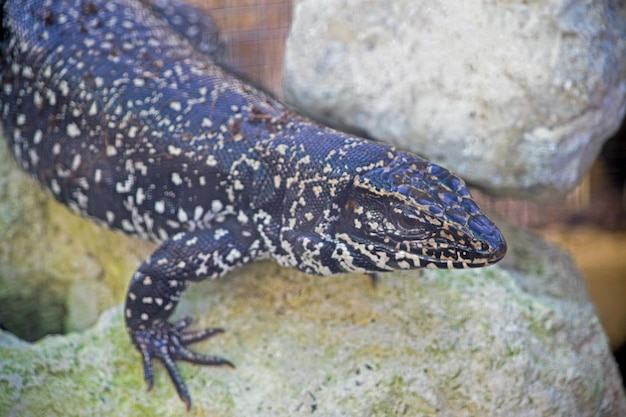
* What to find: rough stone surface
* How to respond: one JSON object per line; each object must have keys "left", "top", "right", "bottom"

{"left": 1, "top": 141, "right": 625, "bottom": 416}
{"left": 283, "top": 0, "right": 626, "bottom": 202}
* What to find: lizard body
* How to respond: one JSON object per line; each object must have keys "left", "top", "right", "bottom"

{"left": 0, "top": 0, "right": 506, "bottom": 408}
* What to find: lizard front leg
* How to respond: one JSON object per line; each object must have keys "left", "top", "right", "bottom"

{"left": 124, "top": 225, "right": 262, "bottom": 409}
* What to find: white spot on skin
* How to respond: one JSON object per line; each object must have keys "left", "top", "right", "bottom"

{"left": 88, "top": 102, "right": 98, "bottom": 116}
{"left": 58, "top": 80, "right": 70, "bottom": 97}
{"left": 154, "top": 200, "right": 165, "bottom": 214}
{"left": 397, "top": 260, "right": 411, "bottom": 269}
{"left": 194, "top": 206, "right": 204, "bottom": 221}
{"left": 116, "top": 176, "right": 135, "bottom": 193}
{"left": 136, "top": 188, "right": 146, "bottom": 205}
{"left": 33, "top": 91, "right": 43, "bottom": 108}
{"left": 168, "top": 145, "right": 182, "bottom": 156}
{"left": 121, "top": 219, "right": 134, "bottom": 232}
{"left": 128, "top": 125, "right": 138, "bottom": 138}
{"left": 171, "top": 172, "right": 183, "bottom": 186}
{"left": 206, "top": 155, "right": 217, "bottom": 166}
{"left": 166, "top": 219, "right": 180, "bottom": 229}
{"left": 158, "top": 228, "right": 169, "bottom": 241}
{"left": 211, "top": 200, "right": 223, "bottom": 213}
{"left": 129, "top": 158, "right": 145, "bottom": 174}
{"left": 169, "top": 101, "right": 182, "bottom": 111}
{"left": 226, "top": 248, "right": 241, "bottom": 263}
{"left": 21, "top": 66, "right": 34, "bottom": 78}
{"left": 177, "top": 208, "right": 188, "bottom": 223}
{"left": 296, "top": 155, "right": 311, "bottom": 165}
{"left": 71, "top": 154, "right": 81, "bottom": 171}
{"left": 33, "top": 130, "right": 43, "bottom": 144}
{"left": 28, "top": 148, "right": 39, "bottom": 166}
{"left": 275, "top": 144, "right": 288, "bottom": 155}
{"left": 12, "top": 129, "right": 21, "bottom": 145}
{"left": 214, "top": 229, "right": 228, "bottom": 239}
{"left": 237, "top": 211, "right": 248, "bottom": 224}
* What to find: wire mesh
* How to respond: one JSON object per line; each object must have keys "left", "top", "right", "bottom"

{"left": 191, "top": 0, "right": 293, "bottom": 95}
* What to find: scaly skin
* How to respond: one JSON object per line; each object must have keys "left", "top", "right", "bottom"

{"left": 0, "top": 0, "right": 507, "bottom": 408}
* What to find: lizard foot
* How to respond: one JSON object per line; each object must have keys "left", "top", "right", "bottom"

{"left": 131, "top": 316, "right": 235, "bottom": 409}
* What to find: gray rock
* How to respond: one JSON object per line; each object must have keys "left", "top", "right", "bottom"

{"left": 283, "top": 0, "right": 626, "bottom": 202}
{"left": 1, "top": 141, "right": 624, "bottom": 416}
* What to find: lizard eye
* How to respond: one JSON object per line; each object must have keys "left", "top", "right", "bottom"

{"left": 396, "top": 214, "right": 421, "bottom": 230}
{"left": 390, "top": 208, "right": 423, "bottom": 231}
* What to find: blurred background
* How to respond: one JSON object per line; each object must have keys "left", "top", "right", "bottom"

{"left": 190, "top": 0, "right": 626, "bottom": 383}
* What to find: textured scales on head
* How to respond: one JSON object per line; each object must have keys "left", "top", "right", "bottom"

{"left": 332, "top": 151, "right": 507, "bottom": 271}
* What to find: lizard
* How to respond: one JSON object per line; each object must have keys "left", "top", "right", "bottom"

{"left": 0, "top": 0, "right": 507, "bottom": 409}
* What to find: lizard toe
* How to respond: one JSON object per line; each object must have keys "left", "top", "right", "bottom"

{"left": 130, "top": 319, "right": 234, "bottom": 409}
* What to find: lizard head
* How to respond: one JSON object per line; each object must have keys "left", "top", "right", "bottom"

{"left": 333, "top": 152, "right": 507, "bottom": 272}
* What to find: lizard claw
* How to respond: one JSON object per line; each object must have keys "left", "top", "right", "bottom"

{"left": 131, "top": 317, "right": 235, "bottom": 409}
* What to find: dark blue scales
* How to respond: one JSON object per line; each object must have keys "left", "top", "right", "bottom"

{"left": 0, "top": 0, "right": 507, "bottom": 409}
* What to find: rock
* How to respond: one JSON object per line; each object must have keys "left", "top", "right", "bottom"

{"left": 1, "top": 251, "right": 625, "bottom": 416}
{"left": 283, "top": 0, "right": 626, "bottom": 202}
{"left": 1, "top": 138, "right": 624, "bottom": 415}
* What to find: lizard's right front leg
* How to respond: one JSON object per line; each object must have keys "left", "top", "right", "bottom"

{"left": 124, "top": 226, "right": 260, "bottom": 409}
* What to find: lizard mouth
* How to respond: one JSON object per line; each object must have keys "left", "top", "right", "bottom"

{"left": 403, "top": 224, "right": 508, "bottom": 269}
{"left": 333, "top": 225, "right": 507, "bottom": 273}
{"left": 332, "top": 211, "right": 508, "bottom": 272}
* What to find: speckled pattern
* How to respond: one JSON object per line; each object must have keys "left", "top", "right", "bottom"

{"left": 0, "top": 0, "right": 506, "bottom": 408}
